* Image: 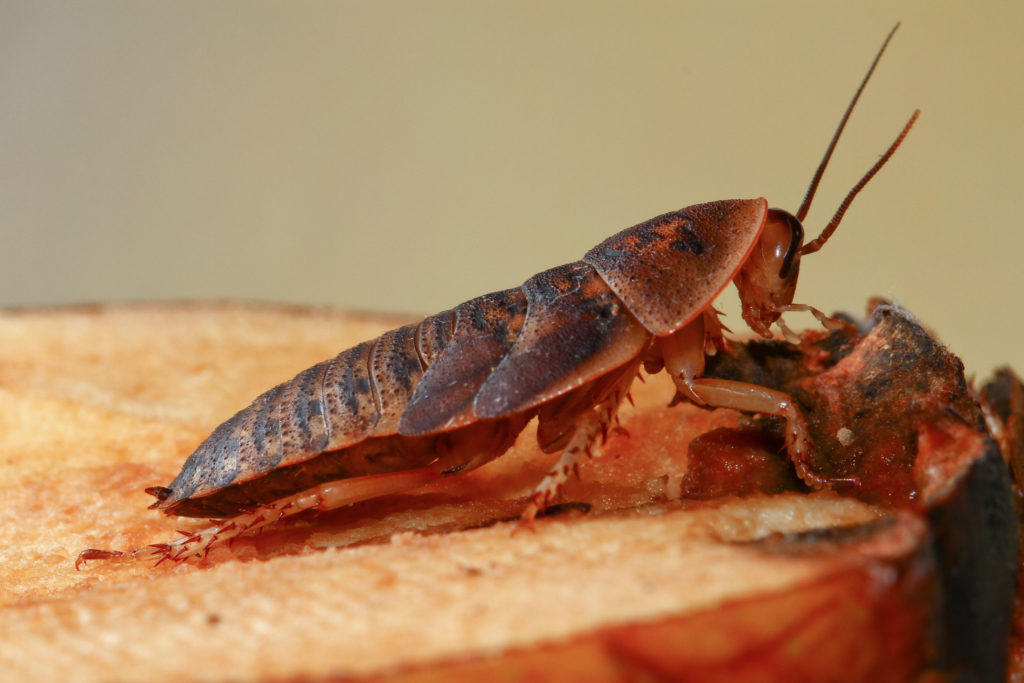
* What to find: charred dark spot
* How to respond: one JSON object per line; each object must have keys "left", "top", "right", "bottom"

{"left": 705, "top": 337, "right": 806, "bottom": 390}
{"left": 354, "top": 377, "right": 371, "bottom": 394}
{"left": 981, "top": 368, "right": 1021, "bottom": 424}
{"left": 537, "top": 501, "right": 592, "bottom": 517}
{"left": 442, "top": 461, "right": 469, "bottom": 475}
{"left": 307, "top": 398, "right": 322, "bottom": 416}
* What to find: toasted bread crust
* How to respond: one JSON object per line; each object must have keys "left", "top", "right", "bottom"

{"left": 0, "top": 303, "right": 1016, "bottom": 682}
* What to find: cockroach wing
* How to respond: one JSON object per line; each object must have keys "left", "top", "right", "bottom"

{"left": 398, "top": 288, "right": 527, "bottom": 436}
{"left": 473, "top": 262, "right": 647, "bottom": 419}
{"left": 156, "top": 340, "right": 385, "bottom": 508}
{"left": 584, "top": 198, "right": 767, "bottom": 336}
{"left": 366, "top": 324, "right": 428, "bottom": 434}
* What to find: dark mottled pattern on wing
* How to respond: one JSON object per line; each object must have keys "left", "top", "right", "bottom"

{"left": 370, "top": 324, "right": 426, "bottom": 434}
{"left": 398, "top": 288, "right": 527, "bottom": 436}
{"left": 163, "top": 361, "right": 333, "bottom": 505}
{"left": 415, "top": 309, "right": 455, "bottom": 367}
{"left": 319, "top": 340, "right": 380, "bottom": 450}
{"left": 260, "top": 362, "right": 330, "bottom": 469}
{"left": 584, "top": 198, "right": 767, "bottom": 336}
{"left": 473, "top": 262, "right": 648, "bottom": 419}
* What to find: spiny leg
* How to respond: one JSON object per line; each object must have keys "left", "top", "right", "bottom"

{"left": 658, "top": 316, "right": 708, "bottom": 406}
{"left": 520, "top": 380, "right": 632, "bottom": 524}
{"left": 76, "top": 463, "right": 445, "bottom": 569}
{"left": 702, "top": 307, "right": 730, "bottom": 356}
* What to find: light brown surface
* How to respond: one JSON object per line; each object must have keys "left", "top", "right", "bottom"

{"left": 0, "top": 303, "right": 976, "bottom": 681}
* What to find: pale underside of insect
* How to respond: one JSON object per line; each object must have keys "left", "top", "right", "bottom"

{"left": 77, "top": 25, "right": 919, "bottom": 568}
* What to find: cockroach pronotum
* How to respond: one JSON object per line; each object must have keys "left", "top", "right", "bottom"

{"left": 78, "top": 25, "right": 918, "bottom": 568}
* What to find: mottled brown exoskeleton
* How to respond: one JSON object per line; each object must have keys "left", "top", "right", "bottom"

{"left": 78, "top": 26, "right": 918, "bottom": 568}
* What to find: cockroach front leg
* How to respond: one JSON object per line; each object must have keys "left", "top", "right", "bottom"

{"left": 775, "top": 303, "right": 851, "bottom": 341}
{"left": 686, "top": 378, "right": 826, "bottom": 489}
{"left": 659, "top": 321, "right": 824, "bottom": 489}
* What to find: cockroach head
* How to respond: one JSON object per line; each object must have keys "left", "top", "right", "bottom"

{"left": 733, "top": 208, "right": 804, "bottom": 337}
{"left": 733, "top": 23, "right": 919, "bottom": 338}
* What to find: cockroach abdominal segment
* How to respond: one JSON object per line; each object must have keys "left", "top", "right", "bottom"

{"left": 78, "top": 25, "right": 918, "bottom": 568}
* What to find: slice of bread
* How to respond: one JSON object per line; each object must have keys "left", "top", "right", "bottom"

{"left": 0, "top": 302, "right": 1016, "bottom": 681}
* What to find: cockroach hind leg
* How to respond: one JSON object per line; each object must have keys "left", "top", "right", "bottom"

{"left": 75, "top": 464, "right": 448, "bottom": 569}
{"left": 518, "top": 395, "right": 621, "bottom": 529}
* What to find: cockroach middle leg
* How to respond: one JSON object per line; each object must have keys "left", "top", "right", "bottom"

{"left": 657, "top": 316, "right": 708, "bottom": 406}
{"left": 76, "top": 464, "right": 445, "bottom": 568}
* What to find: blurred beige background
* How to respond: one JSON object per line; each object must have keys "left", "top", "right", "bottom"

{"left": 1, "top": 2, "right": 1021, "bottom": 378}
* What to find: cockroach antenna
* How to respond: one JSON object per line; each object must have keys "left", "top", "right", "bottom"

{"left": 801, "top": 108, "right": 919, "bottom": 255}
{"left": 794, "top": 22, "right": 919, "bottom": 256}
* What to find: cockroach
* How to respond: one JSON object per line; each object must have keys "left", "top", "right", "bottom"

{"left": 78, "top": 25, "right": 918, "bottom": 568}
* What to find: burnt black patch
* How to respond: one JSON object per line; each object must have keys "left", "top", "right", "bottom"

{"left": 536, "top": 501, "right": 592, "bottom": 517}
